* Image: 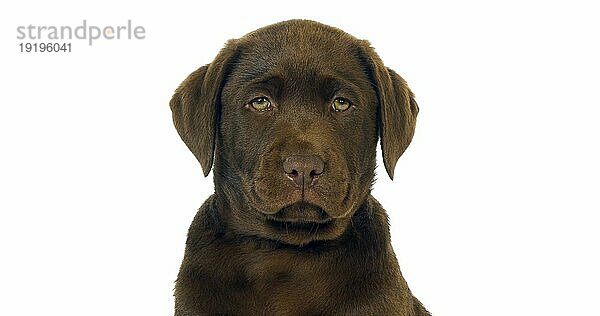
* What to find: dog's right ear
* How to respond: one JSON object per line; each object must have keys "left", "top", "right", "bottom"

{"left": 169, "top": 41, "right": 240, "bottom": 176}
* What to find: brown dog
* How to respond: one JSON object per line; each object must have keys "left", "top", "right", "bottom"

{"left": 170, "top": 19, "right": 429, "bottom": 315}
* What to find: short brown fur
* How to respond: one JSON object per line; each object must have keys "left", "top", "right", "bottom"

{"left": 170, "top": 20, "right": 429, "bottom": 315}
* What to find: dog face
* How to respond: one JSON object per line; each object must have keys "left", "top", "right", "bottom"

{"left": 170, "top": 20, "right": 418, "bottom": 245}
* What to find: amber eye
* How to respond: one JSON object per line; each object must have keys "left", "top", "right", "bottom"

{"left": 332, "top": 97, "right": 352, "bottom": 112}
{"left": 249, "top": 97, "right": 272, "bottom": 112}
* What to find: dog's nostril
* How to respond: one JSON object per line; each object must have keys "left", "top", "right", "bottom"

{"left": 282, "top": 155, "right": 325, "bottom": 187}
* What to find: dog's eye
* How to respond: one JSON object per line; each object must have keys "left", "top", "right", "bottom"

{"left": 248, "top": 97, "right": 272, "bottom": 112}
{"left": 332, "top": 97, "right": 352, "bottom": 112}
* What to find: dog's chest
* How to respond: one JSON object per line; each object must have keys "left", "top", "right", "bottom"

{"left": 238, "top": 250, "right": 340, "bottom": 312}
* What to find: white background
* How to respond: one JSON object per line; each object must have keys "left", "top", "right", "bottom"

{"left": 1, "top": 0, "right": 599, "bottom": 315}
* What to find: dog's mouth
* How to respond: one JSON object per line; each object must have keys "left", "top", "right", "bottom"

{"left": 265, "top": 202, "right": 334, "bottom": 227}
{"left": 255, "top": 201, "right": 353, "bottom": 245}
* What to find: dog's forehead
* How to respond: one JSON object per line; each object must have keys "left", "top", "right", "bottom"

{"left": 218, "top": 20, "right": 379, "bottom": 112}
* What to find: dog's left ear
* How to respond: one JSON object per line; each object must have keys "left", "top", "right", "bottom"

{"left": 169, "top": 40, "right": 240, "bottom": 176}
{"left": 359, "top": 41, "right": 419, "bottom": 180}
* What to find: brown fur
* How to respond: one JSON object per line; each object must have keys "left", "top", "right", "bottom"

{"left": 170, "top": 19, "right": 429, "bottom": 315}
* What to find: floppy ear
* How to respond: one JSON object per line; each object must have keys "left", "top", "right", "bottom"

{"left": 169, "top": 41, "right": 240, "bottom": 176}
{"left": 360, "top": 42, "right": 419, "bottom": 180}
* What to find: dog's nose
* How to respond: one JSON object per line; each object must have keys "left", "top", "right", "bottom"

{"left": 283, "top": 155, "right": 324, "bottom": 188}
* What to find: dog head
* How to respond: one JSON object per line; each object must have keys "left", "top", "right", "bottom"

{"left": 170, "top": 20, "right": 418, "bottom": 245}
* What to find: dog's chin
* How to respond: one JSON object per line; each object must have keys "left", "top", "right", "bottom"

{"left": 258, "top": 202, "right": 351, "bottom": 246}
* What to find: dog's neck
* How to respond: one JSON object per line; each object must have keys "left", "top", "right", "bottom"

{"left": 177, "top": 194, "right": 412, "bottom": 314}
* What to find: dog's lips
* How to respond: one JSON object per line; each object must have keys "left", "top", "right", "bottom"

{"left": 266, "top": 202, "right": 332, "bottom": 225}
{"left": 252, "top": 198, "right": 355, "bottom": 245}
{"left": 250, "top": 180, "right": 334, "bottom": 217}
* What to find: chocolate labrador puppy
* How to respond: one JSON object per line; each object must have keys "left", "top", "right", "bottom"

{"left": 170, "top": 19, "right": 429, "bottom": 315}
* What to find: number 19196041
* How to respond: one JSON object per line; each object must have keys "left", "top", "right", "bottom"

{"left": 20, "top": 42, "right": 71, "bottom": 53}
